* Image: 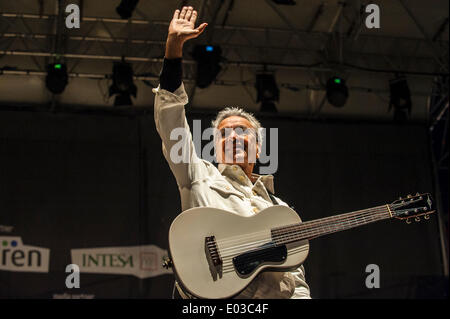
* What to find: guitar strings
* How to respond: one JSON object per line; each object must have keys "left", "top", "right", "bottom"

{"left": 221, "top": 245, "right": 311, "bottom": 274}
{"left": 219, "top": 212, "right": 389, "bottom": 273}
{"left": 215, "top": 201, "right": 414, "bottom": 274}
{"left": 219, "top": 210, "right": 389, "bottom": 259}
{"left": 215, "top": 199, "right": 408, "bottom": 252}
{"left": 214, "top": 207, "right": 391, "bottom": 259}
{"left": 222, "top": 212, "right": 388, "bottom": 273}
{"left": 212, "top": 204, "right": 396, "bottom": 248}
{"left": 212, "top": 205, "right": 392, "bottom": 255}
{"left": 214, "top": 208, "right": 390, "bottom": 258}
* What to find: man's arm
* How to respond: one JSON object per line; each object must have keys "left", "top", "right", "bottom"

{"left": 153, "top": 6, "right": 208, "bottom": 189}
{"left": 160, "top": 6, "right": 207, "bottom": 92}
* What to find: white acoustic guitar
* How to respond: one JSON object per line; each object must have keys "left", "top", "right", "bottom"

{"left": 166, "top": 193, "right": 435, "bottom": 299}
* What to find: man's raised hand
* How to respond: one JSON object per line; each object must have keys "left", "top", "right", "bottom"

{"left": 168, "top": 6, "right": 208, "bottom": 43}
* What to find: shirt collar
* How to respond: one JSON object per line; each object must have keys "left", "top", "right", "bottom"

{"left": 218, "top": 163, "right": 275, "bottom": 194}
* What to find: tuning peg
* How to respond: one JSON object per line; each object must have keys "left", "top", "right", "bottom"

{"left": 162, "top": 256, "right": 173, "bottom": 269}
{"left": 406, "top": 218, "right": 411, "bottom": 224}
{"left": 415, "top": 217, "right": 421, "bottom": 222}
{"left": 407, "top": 194, "right": 412, "bottom": 198}
{"left": 424, "top": 214, "right": 430, "bottom": 220}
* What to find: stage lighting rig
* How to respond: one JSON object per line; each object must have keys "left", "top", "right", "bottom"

{"left": 192, "top": 45, "right": 222, "bottom": 88}
{"left": 326, "top": 76, "right": 348, "bottom": 107}
{"left": 46, "top": 63, "right": 68, "bottom": 94}
{"left": 256, "top": 73, "right": 279, "bottom": 113}
{"left": 116, "top": 0, "right": 139, "bottom": 19}
{"left": 109, "top": 60, "right": 137, "bottom": 106}
{"left": 389, "top": 76, "right": 412, "bottom": 123}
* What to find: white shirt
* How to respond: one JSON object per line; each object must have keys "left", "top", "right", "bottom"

{"left": 152, "top": 83, "right": 311, "bottom": 299}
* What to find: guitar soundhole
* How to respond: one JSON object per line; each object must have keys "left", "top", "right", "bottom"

{"left": 232, "top": 242, "right": 287, "bottom": 277}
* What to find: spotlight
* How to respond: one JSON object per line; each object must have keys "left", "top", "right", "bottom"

{"left": 192, "top": 45, "right": 222, "bottom": 88}
{"left": 116, "top": 0, "right": 139, "bottom": 19}
{"left": 256, "top": 73, "right": 279, "bottom": 112}
{"left": 46, "top": 63, "right": 68, "bottom": 94}
{"left": 109, "top": 61, "right": 137, "bottom": 106}
{"left": 326, "top": 76, "right": 348, "bottom": 107}
{"left": 389, "top": 76, "right": 412, "bottom": 123}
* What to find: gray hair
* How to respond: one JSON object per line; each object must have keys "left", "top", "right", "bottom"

{"left": 211, "top": 107, "right": 263, "bottom": 146}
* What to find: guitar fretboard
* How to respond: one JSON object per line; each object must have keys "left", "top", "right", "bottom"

{"left": 271, "top": 205, "right": 392, "bottom": 245}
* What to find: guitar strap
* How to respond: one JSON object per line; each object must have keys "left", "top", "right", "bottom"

{"left": 268, "top": 192, "right": 280, "bottom": 205}
{"left": 268, "top": 192, "right": 296, "bottom": 212}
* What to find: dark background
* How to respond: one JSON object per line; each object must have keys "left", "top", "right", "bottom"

{"left": 0, "top": 108, "right": 447, "bottom": 298}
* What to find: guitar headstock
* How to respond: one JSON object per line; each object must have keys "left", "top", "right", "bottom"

{"left": 389, "top": 193, "right": 435, "bottom": 224}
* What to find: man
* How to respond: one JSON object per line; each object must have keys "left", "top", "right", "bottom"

{"left": 152, "top": 6, "right": 310, "bottom": 299}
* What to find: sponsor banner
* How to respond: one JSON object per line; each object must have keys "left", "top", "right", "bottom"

{"left": 71, "top": 244, "right": 172, "bottom": 278}
{"left": 0, "top": 236, "right": 50, "bottom": 273}
{"left": 0, "top": 225, "right": 14, "bottom": 233}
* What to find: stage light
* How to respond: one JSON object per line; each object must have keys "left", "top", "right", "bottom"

{"left": 109, "top": 61, "right": 137, "bottom": 106}
{"left": 389, "top": 76, "right": 412, "bottom": 123}
{"left": 46, "top": 63, "right": 68, "bottom": 94}
{"left": 326, "top": 76, "right": 348, "bottom": 107}
{"left": 192, "top": 45, "right": 222, "bottom": 88}
{"left": 116, "top": 0, "right": 139, "bottom": 19}
{"left": 256, "top": 73, "right": 279, "bottom": 112}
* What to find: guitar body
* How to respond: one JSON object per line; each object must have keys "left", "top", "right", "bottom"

{"left": 168, "top": 193, "right": 434, "bottom": 299}
{"left": 168, "top": 205, "right": 309, "bottom": 299}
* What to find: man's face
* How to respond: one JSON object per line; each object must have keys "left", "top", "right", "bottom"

{"left": 215, "top": 116, "right": 259, "bottom": 166}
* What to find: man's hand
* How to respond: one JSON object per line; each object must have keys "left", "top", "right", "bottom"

{"left": 165, "top": 6, "right": 208, "bottom": 59}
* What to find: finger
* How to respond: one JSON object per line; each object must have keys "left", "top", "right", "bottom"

{"left": 173, "top": 9, "right": 180, "bottom": 20}
{"left": 179, "top": 6, "right": 187, "bottom": 19}
{"left": 196, "top": 26, "right": 207, "bottom": 36}
{"left": 194, "top": 23, "right": 208, "bottom": 33}
{"left": 190, "top": 10, "right": 198, "bottom": 24}
{"left": 189, "top": 23, "right": 207, "bottom": 38}
{"left": 185, "top": 6, "right": 193, "bottom": 21}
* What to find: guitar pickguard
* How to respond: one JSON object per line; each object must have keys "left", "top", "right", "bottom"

{"left": 232, "top": 242, "right": 287, "bottom": 277}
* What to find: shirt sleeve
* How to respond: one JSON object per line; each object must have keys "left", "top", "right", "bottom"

{"left": 290, "top": 265, "right": 312, "bottom": 299}
{"left": 152, "top": 70, "right": 207, "bottom": 189}
{"left": 160, "top": 58, "right": 182, "bottom": 93}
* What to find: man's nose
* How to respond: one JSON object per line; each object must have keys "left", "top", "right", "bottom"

{"left": 223, "top": 129, "right": 238, "bottom": 141}
{"left": 229, "top": 129, "right": 239, "bottom": 139}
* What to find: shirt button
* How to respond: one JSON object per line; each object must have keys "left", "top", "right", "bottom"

{"left": 252, "top": 190, "right": 257, "bottom": 196}
{"left": 225, "top": 186, "right": 230, "bottom": 190}
{"left": 239, "top": 175, "right": 245, "bottom": 181}
{"left": 233, "top": 166, "right": 238, "bottom": 171}
{"left": 253, "top": 207, "right": 259, "bottom": 213}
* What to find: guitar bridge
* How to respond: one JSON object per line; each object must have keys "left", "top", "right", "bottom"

{"left": 205, "top": 236, "right": 223, "bottom": 281}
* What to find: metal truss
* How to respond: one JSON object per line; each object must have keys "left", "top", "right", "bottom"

{"left": 0, "top": 1, "right": 448, "bottom": 114}
{"left": 0, "top": 7, "right": 448, "bottom": 77}
{"left": 428, "top": 74, "right": 449, "bottom": 277}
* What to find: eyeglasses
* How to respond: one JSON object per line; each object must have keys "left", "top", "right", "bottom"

{"left": 217, "top": 126, "right": 257, "bottom": 139}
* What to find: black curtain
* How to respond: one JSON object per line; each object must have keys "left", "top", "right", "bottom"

{"left": 0, "top": 109, "right": 446, "bottom": 298}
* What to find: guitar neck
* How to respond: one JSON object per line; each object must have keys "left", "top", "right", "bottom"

{"left": 271, "top": 204, "right": 393, "bottom": 245}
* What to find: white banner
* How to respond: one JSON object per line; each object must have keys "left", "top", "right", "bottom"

{"left": 0, "top": 236, "right": 50, "bottom": 273}
{"left": 71, "top": 244, "right": 172, "bottom": 278}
